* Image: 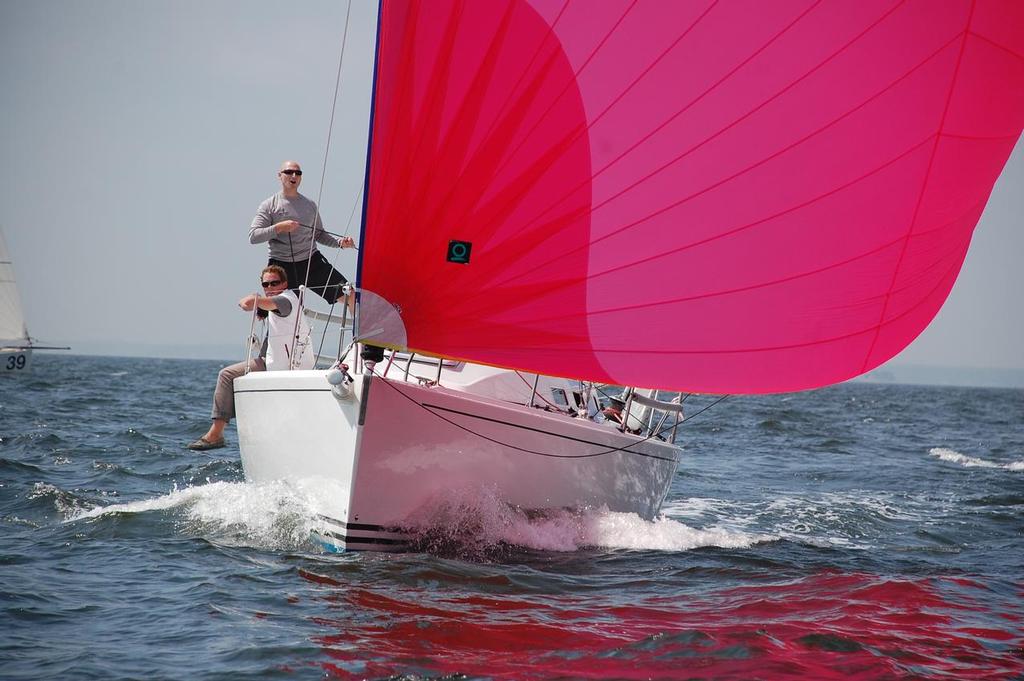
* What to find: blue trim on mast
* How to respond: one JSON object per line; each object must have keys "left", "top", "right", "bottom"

{"left": 354, "top": 0, "right": 384, "bottom": 294}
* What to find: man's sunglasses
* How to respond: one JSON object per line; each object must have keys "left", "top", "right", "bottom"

{"left": 280, "top": 169, "right": 303, "bottom": 176}
{"left": 261, "top": 280, "right": 284, "bottom": 288}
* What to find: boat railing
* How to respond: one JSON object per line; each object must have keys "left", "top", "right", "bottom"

{"left": 623, "top": 391, "right": 683, "bottom": 442}
{"left": 303, "top": 308, "right": 353, "bottom": 328}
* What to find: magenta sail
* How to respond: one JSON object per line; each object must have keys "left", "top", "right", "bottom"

{"left": 359, "top": 0, "right": 1024, "bottom": 393}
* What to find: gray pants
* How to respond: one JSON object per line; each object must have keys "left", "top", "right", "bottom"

{"left": 211, "top": 357, "right": 265, "bottom": 422}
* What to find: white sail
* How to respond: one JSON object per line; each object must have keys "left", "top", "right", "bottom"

{"left": 0, "top": 228, "right": 30, "bottom": 348}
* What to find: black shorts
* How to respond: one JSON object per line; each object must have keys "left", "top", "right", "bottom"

{"left": 269, "top": 252, "right": 348, "bottom": 305}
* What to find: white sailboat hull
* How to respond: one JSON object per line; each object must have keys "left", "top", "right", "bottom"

{"left": 235, "top": 369, "right": 680, "bottom": 551}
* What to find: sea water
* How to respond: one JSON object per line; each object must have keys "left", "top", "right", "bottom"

{"left": 1, "top": 355, "right": 1021, "bottom": 679}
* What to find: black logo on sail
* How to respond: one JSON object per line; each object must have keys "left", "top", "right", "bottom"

{"left": 447, "top": 240, "right": 472, "bottom": 264}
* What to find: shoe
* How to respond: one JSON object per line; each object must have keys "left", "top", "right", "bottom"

{"left": 187, "top": 437, "right": 226, "bottom": 451}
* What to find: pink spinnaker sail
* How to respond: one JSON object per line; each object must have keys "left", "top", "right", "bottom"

{"left": 359, "top": 0, "right": 1024, "bottom": 393}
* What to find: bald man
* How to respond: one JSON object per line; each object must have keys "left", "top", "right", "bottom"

{"left": 248, "top": 160, "right": 355, "bottom": 306}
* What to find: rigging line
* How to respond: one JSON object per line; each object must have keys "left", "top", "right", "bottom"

{"left": 306, "top": 0, "right": 354, "bottom": 272}
{"left": 477, "top": 21, "right": 959, "bottom": 295}
{"left": 298, "top": 222, "right": 362, "bottom": 244}
{"left": 655, "top": 394, "right": 729, "bottom": 438}
{"left": 297, "top": 0, "right": 354, "bottom": 362}
{"left": 681, "top": 394, "right": 728, "bottom": 424}
{"left": 861, "top": 0, "right": 976, "bottom": 373}
{"left": 513, "top": 370, "right": 572, "bottom": 412}
{"left": 309, "top": 176, "right": 361, "bottom": 361}
{"left": 642, "top": 394, "right": 727, "bottom": 441}
{"left": 309, "top": 191, "right": 360, "bottom": 361}
{"left": 341, "top": 186, "right": 364, "bottom": 238}
{"left": 367, "top": 366, "right": 675, "bottom": 460}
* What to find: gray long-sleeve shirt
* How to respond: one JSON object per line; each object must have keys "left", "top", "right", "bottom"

{"left": 248, "top": 191, "right": 338, "bottom": 262}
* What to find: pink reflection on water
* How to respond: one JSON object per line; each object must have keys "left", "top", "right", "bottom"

{"left": 300, "top": 569, "right": 1024, "bottom": 680}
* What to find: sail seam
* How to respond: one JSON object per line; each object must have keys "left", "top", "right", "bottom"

{"left": 445, "top": 132, "right": 974, "bottom": 325}
{"left": 485, "top": 0, "right": 820, "bottom": 250}
{"left": 573, "top": 29, "right": 956, "bottom": 246}
{"left": 459, "top": 240, "right": 967, "bottom": 360}
{"left": 469, "top": 0, "right": 708, "bottom": 212}
{"left": 437, "top": 0, "right": 573, "bottom": 204}
{"left": 968, "top": 29, "right": 1024, "bottom": 62}
{"left": 480, "top": 22, "right": 958, "bottom": 292}
{"left": 581, "top": 136, "right": 935, "bottom": 284}
{"left": 526, "top": 192, "right": 982, "bottom": 323}
{"left": 460, "top": 0, "right": 816, "bottom": 291}
{"left": 940, "top": 131, "right": 1021, "bottom": 142}
{"left": 859, "top": 2, "right": 975, "bottom": 373}
{"left": 389, "top": 0, "right": 471, "bottom": 231}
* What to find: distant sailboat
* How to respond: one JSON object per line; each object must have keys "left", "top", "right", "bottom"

{"left": 0, "top": 228, "right": 68, "bottom": 372}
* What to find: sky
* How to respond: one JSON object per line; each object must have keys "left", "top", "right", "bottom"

{"left": 1, "top": 1, "right": 1021, "bottom": 382}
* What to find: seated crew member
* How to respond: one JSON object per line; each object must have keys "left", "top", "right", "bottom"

{"left": 187, "top": 266, "right": 312, "bottom": 451}
{"left": 602, "top": 396, "right": 626, "bottom": 424}
{"left": 601, "top": 395, "right": 642, "bottom": 435}
{"left": 248, "top": 159, "right": 384, "bottom": 365}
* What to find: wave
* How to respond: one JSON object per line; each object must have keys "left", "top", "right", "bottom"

{"left": 662, "top": 491, "right": 936, "bottom": 551}
{"left": 68, "top": 481, "right": 770, "bottom": 556}
{"left": 404, "top": 486, "right": 772, "bottom": 555}
{"left": 69, "top": 480, "right": 334, "bottom": 551}
{"left": 28, "top": 482, "right": 91, "bottom": 517}
{"left": 929, "top": 447, "right": 1024, "bottom": 471}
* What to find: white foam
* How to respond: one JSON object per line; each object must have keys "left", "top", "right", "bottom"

{"left": 661, "top": 490, "right": 944, "bottom": 551}
{"left": 576, "top": 510, "right": 769, "bottom": 551}
{"left": 660, "top": 497, "right": 740, "bottom": 520}
{"left": 68, "top": 481, "right": 772, "bottom": 555}
{"left": 406, "top": 487, "right": 770, "bottom": 553}
{"left": 69, "top": 480, "right": 332, "bottom": 551}
{"left": 30, "top": 482, "right": 87, "bottom": 516}
{"left": 929, "top": 447, "right": 1024, "bottom": 471}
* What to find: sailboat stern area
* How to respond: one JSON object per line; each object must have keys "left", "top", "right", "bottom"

{"left": 234, "top": 368, "right": 680, "bottom": 552}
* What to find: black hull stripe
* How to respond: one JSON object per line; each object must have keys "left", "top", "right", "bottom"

{"left": 315, "top": 514, "right": 403, "bottom": 535}
{"left": 320, "top": 530, "right": 409, "bottom": 546}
